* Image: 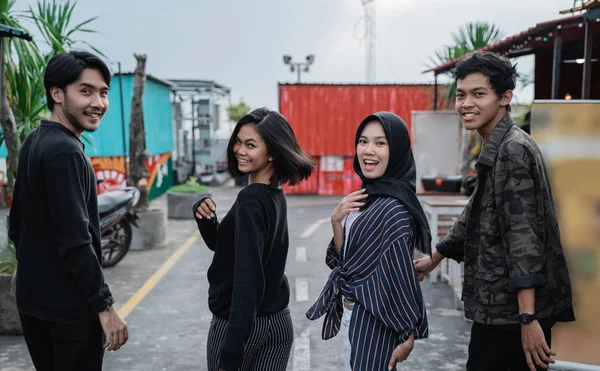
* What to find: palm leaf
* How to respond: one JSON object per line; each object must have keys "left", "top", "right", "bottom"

{"left": 428, "top": 21, "right": 505, "bottom": 107}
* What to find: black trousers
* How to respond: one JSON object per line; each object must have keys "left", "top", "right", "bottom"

{"left": 19, "top": 313, "right": 105, "bottom": 371}
{"left": 467, "top": 321, "right": 553, "bottom": 371}
{"left": 207, "top": 307, "right": 294, "bottom": 371}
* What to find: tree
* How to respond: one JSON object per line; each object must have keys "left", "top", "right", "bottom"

{"left": 27, "top": 0, "right": 103, "bottom": 60}
{"left": 128, "top": 53, "right": 149, "bottom": 208}
{"left": 226, "top": 100, "right": 250, "bottom": 123}
{"left": 428, "top": 22, "right": 505, "bottom": 179}
{"left": 0, "top": 0, "right": 103, "bottom": 194}
{"left": 0, "top": 0, "right": 41, "bottom": 192}
{"left": 429, "top": 22, "right": 505, "bottom": 105}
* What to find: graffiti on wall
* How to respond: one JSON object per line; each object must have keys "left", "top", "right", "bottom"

{"left": 90, "top": 153, "right": 173, "bottom": 200}
{"left": 0, "top": 158, "right": 6, "bottom": 185}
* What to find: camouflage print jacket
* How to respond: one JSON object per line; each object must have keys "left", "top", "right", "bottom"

{"left": 437, "top": 114, "right": 574, "bottom": 325}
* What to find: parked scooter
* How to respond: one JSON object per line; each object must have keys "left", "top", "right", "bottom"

{"left": 98, "top": 186, "right": 140, "bottom": 267}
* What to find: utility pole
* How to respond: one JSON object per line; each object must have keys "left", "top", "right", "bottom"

{"left": 282, "top": 54, "right": 315, "bottom": 83}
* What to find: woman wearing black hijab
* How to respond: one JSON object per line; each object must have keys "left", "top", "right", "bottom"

{"left": 306, "top": 112, "right": 431, "bottom": 371}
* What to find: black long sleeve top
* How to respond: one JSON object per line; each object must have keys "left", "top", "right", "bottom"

{"left": 8, "top": 120, "right": 114, "bottom": 323}
{"left": 194, "top": 183, "right": 290, "bottom": 371}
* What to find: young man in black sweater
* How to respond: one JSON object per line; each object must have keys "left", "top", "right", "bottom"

{"left": 8, "top": 51, "right": 128, "bottom": 371}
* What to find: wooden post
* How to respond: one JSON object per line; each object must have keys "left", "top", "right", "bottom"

{"left": 582, "top": 20, "right": 593, "bottom": 99}
{"left": 129, "top": 54, "right": 149, "bottom": 206}
{"left": 434, "top": 73, "right": 439, "bottom": 111}
{"left": 551, "top": 25, "right": 562, "bottom": 99}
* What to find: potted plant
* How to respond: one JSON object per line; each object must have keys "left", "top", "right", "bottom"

{"left": 167, "top": 176, "right": 211, "bottom": 219}
{"left": 0, "top": 238, "right": 22, "bottom": 334}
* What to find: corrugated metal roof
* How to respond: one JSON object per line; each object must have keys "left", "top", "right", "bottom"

{"left": 423, "top": 13, "right": 586, "bottom": 75}
{"left": 167, "top": 79, "right": 231, "bottom": 97}
{"left": 559, "top": 0, "right": 600, "bottom": 14}
{"left": 278, "top": 82, "right": 436, "bottom": 86}
{"left": 116, "top": 72, "right": 175, "bottom": 88}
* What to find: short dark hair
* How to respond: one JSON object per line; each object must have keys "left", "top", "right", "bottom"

{"left": 227, "top": 107, "right": 316, "bottom": 186}
{"left": 44, "top": 51, "right": 111, "bottom": 111}
{"left": 454, "top": 51, "right": 516, "bottom": 111}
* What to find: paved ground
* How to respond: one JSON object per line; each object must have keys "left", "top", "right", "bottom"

{"left": 0, "top": 184, "right": 471, "bottom": 370}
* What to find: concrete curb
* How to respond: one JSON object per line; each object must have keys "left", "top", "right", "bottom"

{"left": 167, "top": 192, "right": 211, "bottom": 220}
{"left": 0, "top": 274, "right": 21, "bottom": 335}
{"left": 131, "top": 209, "right": 167, "bottom": 250}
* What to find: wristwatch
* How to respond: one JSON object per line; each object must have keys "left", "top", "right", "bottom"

{"left": 518, "top": 313, "right": 538, "bottom": 324}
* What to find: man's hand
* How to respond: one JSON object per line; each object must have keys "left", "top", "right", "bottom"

{"left": 413, "top": 251, "right": 444, "bottom": 281}
{"left": 521, "top": 321, "right": 555, "bottom": 370}
{"left": 99, "top": 306, "right": 129, "bottom": 351}
{"left": 388, "top": 332, "right": 415, "bottom": 370}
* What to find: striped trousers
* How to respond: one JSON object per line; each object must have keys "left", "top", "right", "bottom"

{"left": 207, "top": 307, "right": 294, "bottom": 371}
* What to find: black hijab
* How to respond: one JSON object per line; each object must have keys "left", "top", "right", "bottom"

{"left": 353, "top": 112, "right": 432, "bottom": 256}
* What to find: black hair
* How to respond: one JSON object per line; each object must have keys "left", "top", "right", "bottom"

{"left": 44, "top": 51, "right": 111, "bottom": 111}
{"left": 454, "top": 51, "right": 517, "bottom": 111}
{"left": 227, "top": 107, "right": 316, "bottom": 186}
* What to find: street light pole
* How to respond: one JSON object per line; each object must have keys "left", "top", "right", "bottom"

{"left": 282, "top": 54, "right": 315, "bottom": 83}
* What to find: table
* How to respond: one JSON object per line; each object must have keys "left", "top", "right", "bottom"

{"left": 422, "top": 197, "right": 468, "bottom": 310}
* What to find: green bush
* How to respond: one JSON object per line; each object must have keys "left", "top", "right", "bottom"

{"left": 169, "top": 177, "right": 209, "bottom": 194}
{"left": 0, "top": 239, "right": 17, "bottom": 292}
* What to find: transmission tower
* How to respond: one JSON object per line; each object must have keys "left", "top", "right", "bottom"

{"left": 362, "top": 0, "right": 376, "bottom": 82}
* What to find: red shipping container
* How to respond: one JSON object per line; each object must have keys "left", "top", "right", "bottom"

{"left": 343, "top": 157, "right": 363, "bottom": 195}
{"left": 318, "top": 156, "right": 344, "bottom": 196}
{"left": 283, "top": 156, "right": 319, "bottom": 194}
{"left": 279, "top": 84, "right": 437, "bottom": 157}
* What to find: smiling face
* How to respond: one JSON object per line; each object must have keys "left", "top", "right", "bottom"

{"left": 356, "top": 120, "right": 389, "bottom": 179}
{"left": 50, "top": 68, "right": 109, "bottom": 135}
{"left": 232, "top": 123, "right": 273, "bottom": 182}
{"left": 455, "top": 72, "right": 512, "bottom": 140}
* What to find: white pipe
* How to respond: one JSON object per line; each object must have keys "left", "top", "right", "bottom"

{"left": 550, "top": 360, "right": 600, "bottom": 371}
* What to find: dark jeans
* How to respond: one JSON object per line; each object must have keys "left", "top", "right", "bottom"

{"left": 467, "top": 321, "right": 553, "bottom": 371}
{"left": 19, "top": 313, "right": 105, "bottom": 371}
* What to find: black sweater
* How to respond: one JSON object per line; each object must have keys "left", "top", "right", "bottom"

{"left": 194, "top": 183, "right": 290, "bottom": 371}
{"left": 8, "top": 121, "right": 114, "bottom": 323}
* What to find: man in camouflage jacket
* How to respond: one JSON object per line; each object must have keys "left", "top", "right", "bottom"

{"left": 415, "top": 51, "right": 574, "bottom": 371}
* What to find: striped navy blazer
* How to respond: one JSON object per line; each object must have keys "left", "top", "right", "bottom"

{"left": 306, "top": 197, "right": 428, "bottom": 371}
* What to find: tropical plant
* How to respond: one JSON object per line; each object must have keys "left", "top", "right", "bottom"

{"left": 27, "top": 0, "right": 105, "bottom": 60}
{"left": 0, "top": 0, "right": 104, "bottom": 193}
{"left": 0, "top": 238, "right": 17, "bottom": 292}
{"left": 429, "top": 22, "right": 505, "bottom": 106}
{"left": 5, "top": 37, "right": 46, "bottom": 142}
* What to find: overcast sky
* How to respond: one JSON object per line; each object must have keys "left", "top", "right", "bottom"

{"left": 18, "top": 0, "right": 577, "bottom": 111}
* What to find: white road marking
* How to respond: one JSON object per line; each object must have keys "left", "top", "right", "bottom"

{"left": 293, "top": 327, "right": 311, "bottom": 371}
{"left": 300, "top": 218, "right": 330, "bottom": 238}
{"left": 296, "top": 247, "right": 307, "bottom": 262}
{"left": 295, "top": 277, "right": 309, "bottom": 302}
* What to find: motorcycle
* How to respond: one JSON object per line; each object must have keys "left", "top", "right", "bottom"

{"left": 98, "top": 186, "right": 140, "bottom": 268}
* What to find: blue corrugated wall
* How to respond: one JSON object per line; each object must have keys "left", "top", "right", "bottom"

{"left": 0, "top": 74, "right": 173, "bottom": 157}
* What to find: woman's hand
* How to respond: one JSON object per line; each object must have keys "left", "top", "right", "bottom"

{"left": 388, "top": 332, "right": 415, "bottom": 370}
{"left": 331, "top": 188, "right": 368, "bottom": 224}
{"left": 195, "top": 198, "right": 216, "bottom": 219}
